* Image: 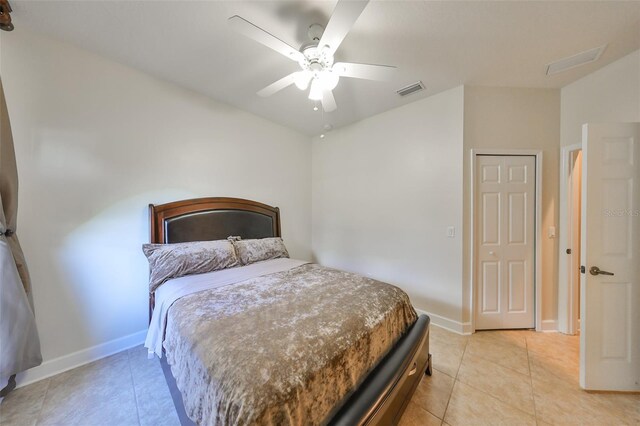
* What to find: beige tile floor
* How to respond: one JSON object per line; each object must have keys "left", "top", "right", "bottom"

{"left": 0, "top": 345, "right": 179, "bottom": 426}
{"left": 1, "top": 326, "right": 638, "bottom": 425}
{"left": 399, "top": 326, "right": 640, "bottom": 426}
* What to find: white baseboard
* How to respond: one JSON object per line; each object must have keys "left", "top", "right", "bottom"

{"left": 540, "top": 319, "right": 558, "bottom": 332}
{"left": 461, "top": 321, "right": 473, "bottom": 335}
{"left": 15, "top": 329, "right": 147, "bottom": 389}
{"left": 414, "top": 308, "right": 472, "bottom": 335}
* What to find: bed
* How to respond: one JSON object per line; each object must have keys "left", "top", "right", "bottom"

{"left": 146, "top": 197, "right": 431, "bottom": 426}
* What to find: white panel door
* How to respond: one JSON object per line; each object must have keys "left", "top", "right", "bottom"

{"left": 475, "top": 155, "right": 535, "bottom": 329}
{"left": 580, "top": 123, "right": 639, "bottom": 391}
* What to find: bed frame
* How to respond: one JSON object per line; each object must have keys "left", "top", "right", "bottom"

{"left": 148, "top": 197, "right": 432, "bottom": 426}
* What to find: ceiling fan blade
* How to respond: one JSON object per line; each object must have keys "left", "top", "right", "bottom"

{"left": 257, "top": 73, "right": 297, "bottom": 97}
{"left": 333, "top": 62, "right": 397, "bottom": 81}
{"left": 228, "top": 15, "right": 304, "bottom": 62}
{"left": 318, "top": 0, "right": 369, "bottom": 56}
{"left": 321, "top": 89, "right": 337, "bottom": 112}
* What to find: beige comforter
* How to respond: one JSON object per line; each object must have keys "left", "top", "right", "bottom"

{"left": 163, "top": 263, "right": 417, "bottom": 426}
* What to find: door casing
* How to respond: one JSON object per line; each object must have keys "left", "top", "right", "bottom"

{"left": 470, "top": 149, "right": 543, "bottom": 333}
{"left": 558, "top": 143, "right": 583, "bottom": 335}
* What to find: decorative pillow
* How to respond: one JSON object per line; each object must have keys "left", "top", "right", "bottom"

{"left": 142, "top": 240, "right": 239, "bottom": 292}
{"left": 233, "top": 237, "right": 289, "bottom": 265}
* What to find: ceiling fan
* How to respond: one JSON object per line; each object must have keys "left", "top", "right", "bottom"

{"left": 228, "top": 0, "right": 396, "bottom": 112}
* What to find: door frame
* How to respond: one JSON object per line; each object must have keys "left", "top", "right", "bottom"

{"left": 558, "top": 143, "right": 582, "bottom": 335}
{"left": 470, "top": 149, "right": 543, "bottom": 332}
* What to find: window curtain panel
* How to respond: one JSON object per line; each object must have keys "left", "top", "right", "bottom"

{"left": 0, "top": 78, "right": 42, "bottom": 396}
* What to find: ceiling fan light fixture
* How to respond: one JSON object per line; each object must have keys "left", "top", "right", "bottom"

{"left": 318, "top": 70, "right": 339, "bottom": 91}
{"left": 294, "top": 71, "right": 313, "bottom": 90}
{"left": 308, "top": 79, "right": 323, "bottom": 101}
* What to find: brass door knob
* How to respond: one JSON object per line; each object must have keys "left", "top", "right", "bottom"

{"left": 589, "top": 266, "right": 614, "bottom": 276}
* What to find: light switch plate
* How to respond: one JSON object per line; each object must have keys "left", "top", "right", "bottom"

{"left": 447, "top": 226, "right": 456, "bottom": 238}
{"left": 548, "top": 226, "right": 556, "bottom": 238}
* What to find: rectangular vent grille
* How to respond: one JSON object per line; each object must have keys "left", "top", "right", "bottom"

{"left": 397, "top": 81, "right": 425, "bottom": 97}
{"left": 546, "top": 45, "right": 607, "bottom": 75}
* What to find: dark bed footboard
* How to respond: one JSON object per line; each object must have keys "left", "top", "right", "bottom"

{"left": 329, "top": 314, "right": 431, "bottom": 426}
{"left": 161, "top": 314, "right": 430, "bottom": 426}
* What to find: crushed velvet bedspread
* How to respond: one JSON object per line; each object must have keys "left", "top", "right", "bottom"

{"left": 163, "top": 263, "right": 417, "bottom": 426}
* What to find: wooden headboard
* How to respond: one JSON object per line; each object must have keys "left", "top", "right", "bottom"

{"left": 148, "top": 197, "right": 281, "bottom": 319}
{"left": 149, "top": 197, "right": 281, "bottom": 244}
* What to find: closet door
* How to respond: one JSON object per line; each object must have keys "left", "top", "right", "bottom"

{"left": 475, "top": 155, "right": 535, "bottom": 329}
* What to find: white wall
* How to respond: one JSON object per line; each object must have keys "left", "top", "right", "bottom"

{"left": 557, "top": 49, "right": 640, "bottom": 333}
{"left": 462, "top": 87, "right": 561, "bottom": 330}
{"left": 312, "top": 86, "right": 465, "bottom": 330}
{"left": 561, "top": 50, "right": 640, "bottom": 148}
{"left": 0, "top": 29, "right": 311, "bottom": 381}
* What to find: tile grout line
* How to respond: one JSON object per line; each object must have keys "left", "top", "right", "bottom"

{"left": 524, "top": 335, "right": 541, "bottom": 426}
{"left": 439, "top": 336, "right": 469, "bottom": 424}
{"left": 453, "top": 338, "right": 468, "bottom": 380}
{"left": 467, "top": 336, "right": 532, "bottom": 376}
{"left": 453, "top": 373, "right": 538, "bottom": 420}
{"left": 420, "top": 366, "right": 453, "bottom": 422}
{"left": 453, "top": 351, "right": 529, "bottom": 382}
{"left": 464, "top": 347, "right": 530, "bottom": 377}
{"left": 33, "top": 378, "right": 52, "bottom": 426}
{"left": 126, "top": 349, "right": 142, "bottom": 426}
{"left": 432, "top": 366, "right": 455, "bottom": 380}
{"left": 409, "top": 399, "right": 443, "bottom": 425}
{"left": 453, "top": 333, "right": 538, "bottom": 420}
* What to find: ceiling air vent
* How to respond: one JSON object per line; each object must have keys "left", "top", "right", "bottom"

{"left": 397, "top": 81, "right": 425, "bottom": 97}
{"left": 546, "top": 45, "right": 607, "bottom": 75}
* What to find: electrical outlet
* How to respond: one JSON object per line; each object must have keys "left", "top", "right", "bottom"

{"left": 447, "top": 226, "right": 456, "bottom": 238}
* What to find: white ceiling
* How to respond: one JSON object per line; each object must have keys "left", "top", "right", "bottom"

{"left": 10, "top": 1, "right": 640, "bottom": 136}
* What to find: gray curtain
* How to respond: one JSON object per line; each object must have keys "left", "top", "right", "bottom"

{"left": 0, "top": 78, "right": 42, "bottom": 396}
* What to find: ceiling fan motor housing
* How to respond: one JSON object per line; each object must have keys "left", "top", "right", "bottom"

{"left": 300, "top": 44, "right": 334, "bottom": 74}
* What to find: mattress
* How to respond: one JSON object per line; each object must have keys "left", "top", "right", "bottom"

{"left": 146, "top": 259, "right": 417, "bottom": 426}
